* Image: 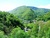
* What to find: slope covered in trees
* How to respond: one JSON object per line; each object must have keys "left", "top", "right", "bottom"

{"left": 0, "top": 6, "right": 50, "bottom": 38}
{"left": 0, "top": 11, "right": 24, "bottom": 35}
{"left": 10, "top": 6, "right": 50, "bottom": 23}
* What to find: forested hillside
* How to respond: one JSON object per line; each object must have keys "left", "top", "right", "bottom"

{"left": 10, "top": 6, "right": 50, "bottom": 23}
{"left": 0, "top": 6, "right": 50, "bottom": 38}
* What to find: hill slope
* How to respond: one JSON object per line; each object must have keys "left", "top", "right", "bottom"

{"left": 9, "top": 6, "right": 50, "bottom": 21}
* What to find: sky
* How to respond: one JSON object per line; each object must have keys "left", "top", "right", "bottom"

{"left": 0, "top": 0, "right": 50, "bottom": 11}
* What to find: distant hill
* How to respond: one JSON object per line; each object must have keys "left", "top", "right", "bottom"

{"left": 9, "top": 6, "right": 50, "bottom": 21}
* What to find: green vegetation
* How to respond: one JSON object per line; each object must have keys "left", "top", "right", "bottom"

{"left": 0, "top": 6, "right": 50, "bottom": 38}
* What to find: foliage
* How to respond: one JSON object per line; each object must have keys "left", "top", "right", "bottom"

{"left": 43, "top": 12, "right": 50, "bottom": 21}
{"left": 0, "top": 31, "right": 8, "bottom": 38}
{"left": 9, "top": 27, "right": 29, "bottom": 38}
{"left": 0, "top": 11, "right": 24, "bottom": 35}
{"left": 0, "top": 6, "right": 50, "bottom": 38}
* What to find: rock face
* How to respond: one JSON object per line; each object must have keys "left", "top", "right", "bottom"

{"left": 24, "top": 27, "right": 30, "bottom": 32}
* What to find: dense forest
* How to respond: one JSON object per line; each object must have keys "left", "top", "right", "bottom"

{"left": 0, "top": 6, "right": 50, "bottom": 38}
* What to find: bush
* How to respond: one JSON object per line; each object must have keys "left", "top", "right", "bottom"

{"left": 9, "top": 27, "right": 29, "bottom": 38}
{"left": 0, "top": 31, "right": 8, "bottom": 38}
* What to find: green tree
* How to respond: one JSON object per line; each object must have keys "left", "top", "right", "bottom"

{"left": 0, "top": 11, "right": 24, "bottom": 35}
{"left": 10, "top": 27, "right": 29, "bottom": 38}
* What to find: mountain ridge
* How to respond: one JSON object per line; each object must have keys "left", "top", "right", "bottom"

{"left": 9, "top": 6, "right": 50, "bottom": 13}
{"left": 9, "top": 6, "right": 50, "bottom": 21}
